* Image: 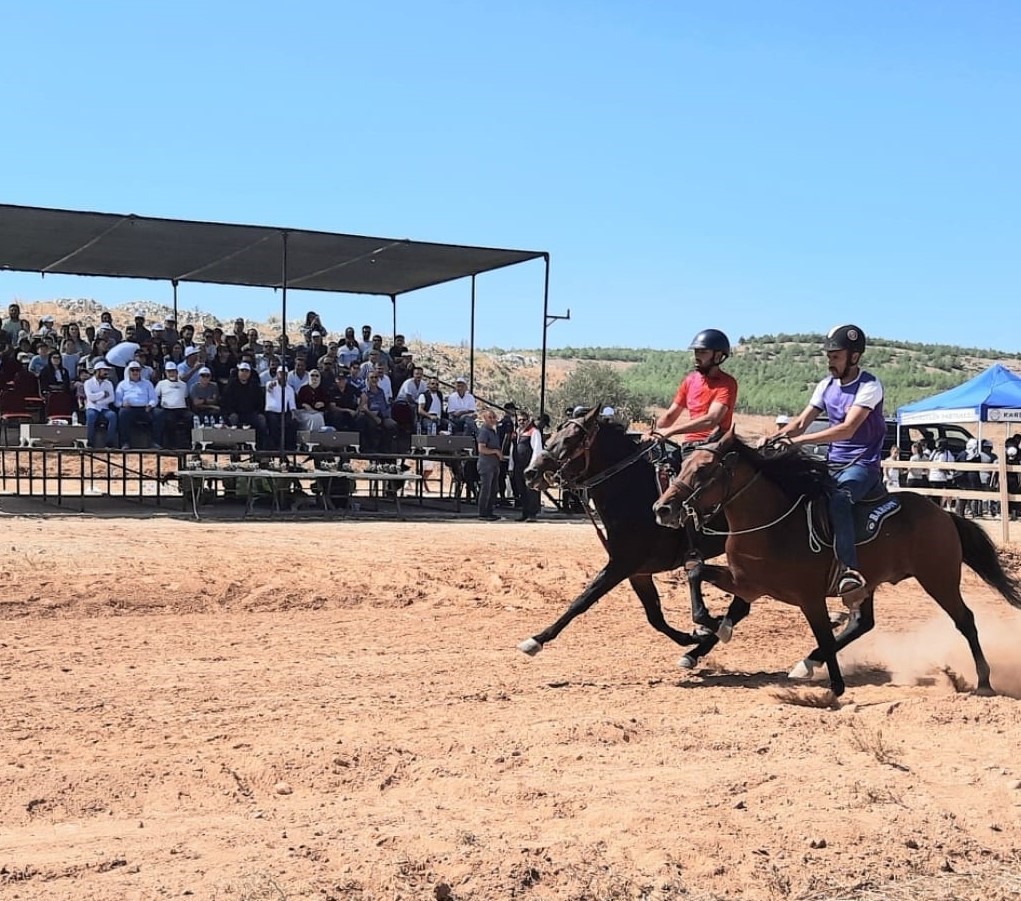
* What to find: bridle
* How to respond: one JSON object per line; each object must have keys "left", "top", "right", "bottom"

{"left": 543, "top": 417, "right": 658, "bottom": 490}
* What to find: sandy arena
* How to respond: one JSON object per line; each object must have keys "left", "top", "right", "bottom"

{"left": 2, "top": 511, "right": 1021, "bottom": 901}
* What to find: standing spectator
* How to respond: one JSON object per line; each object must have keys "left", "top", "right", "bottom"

{"left": 2, "top": 303, "right": 21, "bottom": 342}
{"left": 301, "top": 311, "right": 326, "bottom": 346}
{"left": 928, "top": 438, "right": 956, "bottom": 507}
{"left": 512, "top": 409, "right": 544, "bottom": 522}
{"left": 98, "top": 311, "right": 123, "bottom": 344}
{"left": 338, "top": 331, "right": 362, "bottom": 368}
{"left": 84, "top": 360, "right": 118, "bottom": 448}
{"left": 60, "top": 338, "right": 81, "bottom": 377}
{"left": 447, "top": 377, "right": 478, "bottom": 437}
{"left": 358, "top": 324, "right": 374, "bottom": 358}
{"left": 476, "top": 409, "right": 503, "bottom": 521}
{"left": 65, "top": 322, "right": 89, "bottom": 355}
{"left": 306, "top": 331, "right": 327, "bottom": 368}
{"left": 906, "top": 440, "right": 930, "bottom": 491}
{"left": 115, "top": 361, "right": 158, "bottom": 449}
{"left": 210, "top": 344, "right": 236, "bottom": 391}
{"left": 161, "top": 316, "right": 180, "bottom": 347}
{"left": 133, "top": 312, "right": 152, "bottom": 344}
{"left": 265, "top": 368, "right": 298, "bottom": 450}
{"left": 152, "top": 361, "right": 191, "bottom": 449}
{"left": 883, "top": 446, "right": 903, "bottom": 491}
{"left": 497, "top": 402, "right": 517, "bottom": 507}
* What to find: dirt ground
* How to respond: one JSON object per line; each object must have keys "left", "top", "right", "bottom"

{"left": 2, "top": 513, "right": 1021, "bottom": 901}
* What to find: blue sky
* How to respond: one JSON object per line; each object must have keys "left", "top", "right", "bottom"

{"left": 3, "top": 1, "right": 1019, "bottom": 351}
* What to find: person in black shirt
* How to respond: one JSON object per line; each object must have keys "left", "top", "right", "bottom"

{"left": 326, "top": 371, "right": 361, "bottom": 430}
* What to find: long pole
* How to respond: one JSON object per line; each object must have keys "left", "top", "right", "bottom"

{"left": 469, "top": 275, "right": 476, "bottom": 391}
{"left": 539, "top": 255, "right": 550, "bottom": 423}
{"left": 172, "top": 279, "right": 178, "bottom": 325}
{"left": 279, "top": 231, "right": 289, "bottom": 457}
{"left": 391, "top": 294, "right": 397, "bottom": 341}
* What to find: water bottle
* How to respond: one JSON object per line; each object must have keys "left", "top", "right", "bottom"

{"left": 193, "top": 415, "right": 201, "bottom": 429}
{"left": 204, "top": 415, "right": 212, "bottom": 427}
{"left": 71, "top": 412, "right": 79, "bottom": 426}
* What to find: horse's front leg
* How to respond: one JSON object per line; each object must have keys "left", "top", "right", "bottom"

{"left": 679, "top": 596, "right": 752, "bottom": 670}
{"left": 627, "top": 574, "right": 697, "bottom": 648}
{"left": 517, "top": 561, "right": 630, "bottom": 656}
{"left": 799, "top": 597, "right": 845, "bottom": 697}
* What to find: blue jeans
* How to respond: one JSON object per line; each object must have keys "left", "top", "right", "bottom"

{"left": 86, "top": 408, "right": 118, "bottom": 448}
{"left": 828, "top": 463, "right": 881, "bottom": 570}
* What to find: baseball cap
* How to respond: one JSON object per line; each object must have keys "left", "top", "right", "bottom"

{"left": 311, "top": 330, "right": 322, "bottom": 337}
{"left": 184, "top": 346, "right": 199, "bottom": 356}
{"left": 455, "top": 376, "right": 467, "bottom": 384}
{"left": 198, "top": 366, "right": 211, "bottom": 375}
{"left": 134, "top": 310, "right": 146, "bottom": 318}
{"left": 775, "top": 414, "right": 790, "bottom": 426}
{"left": 601, "top": 406, "right": 616, "bottom": 417}
{"left": 42, "top": 315, "right": 55, "bottom": 323}
{"left": 164, "top": 361, "right": 178, "bottom": 371}
{"left": 237, "top": 362, "right": 252, "bottom": 371}
{"left": 17, "top": 352, "right": 32, "bottom": 363}
{"left": 126, "top": 361, "right": 141, "bottom": 370}
{"left": 94, "top": 359, "right": 111, "bottom": 370}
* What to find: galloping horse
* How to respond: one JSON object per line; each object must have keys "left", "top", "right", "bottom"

{"left": 519, "top": 406, "right": 751, "bottom": 665}
{"left": 653, "top": 428, "right": 1021, "bottom": 696}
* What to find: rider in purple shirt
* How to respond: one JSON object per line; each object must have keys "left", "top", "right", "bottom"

{"left": 771, "top": 325, "right": 884, "bottom": 601}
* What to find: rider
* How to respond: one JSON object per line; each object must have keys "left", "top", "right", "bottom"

{"left": 773, "top": 324, "right": 885, "bottom": 598}
{"left": 651, "top": 328, "right": 738, "bottom": 445}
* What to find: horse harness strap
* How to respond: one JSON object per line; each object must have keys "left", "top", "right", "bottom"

{"left": 575, "top": 439, "right": 659, "bottom": 490}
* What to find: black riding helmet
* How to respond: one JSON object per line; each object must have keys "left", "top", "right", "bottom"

{"left": 823, "top": 324, "right": 866, "bottom": 356}
{"left": 688, "top": 328, "right": 731, "bottom": 357}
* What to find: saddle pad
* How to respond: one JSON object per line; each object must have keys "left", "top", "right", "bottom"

{"left": 811, "top": 492, "right": 902, "bottom": 548}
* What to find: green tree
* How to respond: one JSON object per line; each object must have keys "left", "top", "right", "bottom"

{"left": 548, "top": 362, "right": 648, "bottom": 425}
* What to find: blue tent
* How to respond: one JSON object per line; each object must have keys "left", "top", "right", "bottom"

{"left": 897, "top": 363, "right": 1021, "bottom": 425}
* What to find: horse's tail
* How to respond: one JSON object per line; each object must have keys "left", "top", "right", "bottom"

{"left": 952, "top": 513, "right": 1021, "bottom": 609}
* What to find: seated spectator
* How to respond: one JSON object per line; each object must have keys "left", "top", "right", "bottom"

{"left": 36, "top": 315, "right": 59, "bottom": 341}
{"left": 11, "top": 353, "right": 41, "bottom": 399}
{"left": 326, "top": 370, "right": 360, "bottom": 430}
{"left": 29, "top": 340, "right": 53, "bottom": 376}
{"left": 152, "top": 361, "right": 191, "bottom": 449}
{"left": 177, "top": 346, "right": 204, "bottom": 387}
{"left": 221, "top": 362, "right": 268, "bottom": 446}
{"left": 264, "top": 367, "right": 297, "bottom": 451}
{"left": 132, "top": 346, "right": 156, "bottom": 384}
{"left": 210, "top": 344, "right": 236, "bottom": 390}
{"left": 60, "top": 338, "right": 81, "bottom": 378}
{"left": 356, "top": 372, "right": 397, "bottom": 453}
{"left": 347, "top": 360, "right": 365, "bottom": 394}
{"left": 397, "top": 365, "right": 428, "bottom": 409}
{"left": 287, "top": 355, "right": 310, "bottom": 394}
{"left": 84, "top": 360, "right": 118, "bottom": 448}
{"left": 295, "top": 369, "right": 329, "bottom": 433}
{"left": 338, "top": 332, "right": 362, "bottom": 368}
{"left": 388, "top": 334, "right": 409, "bottom": 362}
{"left": 306, "top": 331, "right": 327, "bottom": 368}
{"left": 115, "top": 361, "right": 158, "bottom": 449}
{"left": 65, "top": 322, "right": 89, "bottom": 355}
{"left": 447, "top": 377, "right": 478, "bottom": 437}
{"left": 38, "top": 351, "right": 73, "bottom": 395}
{"left": 375, "top": 362, "right": 393, "bottom": 402}
{"left": 417, "top": 376, "right": 444, "bottom": 435}
{"left": 189, "top": 367, "right": 221, "bottom": 420}
{"left": 358, "top": 348, "right": 381, "bottom": 380}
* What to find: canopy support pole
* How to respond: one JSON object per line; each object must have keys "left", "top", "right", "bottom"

{"left": 279, "top": 231, "right": 289, "bottom": 457}
{"left": 469, "top": 275, "right": 476, "bottom": 391}
{"left": 390, "top": 294, "right": 397, "bottom": 344}
{"left": 172, "top": 279, "right": 179, "bottom": 324}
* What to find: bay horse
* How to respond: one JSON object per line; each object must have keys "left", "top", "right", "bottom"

{"left": 519, "top": 406, "right": 751, "bottom": 665}
{"left": 652, "top": 427, "right": 1021, "bottom": 696}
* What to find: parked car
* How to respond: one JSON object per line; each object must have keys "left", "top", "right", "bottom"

{"left": 800, "top": 418, "right": 974, "bottom": 460}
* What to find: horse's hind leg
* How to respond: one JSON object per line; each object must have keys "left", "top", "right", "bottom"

{"left": 790, "top": 594, "right": 876, "bottom": 681}
{"left": 914, "top": 570, "right": 994, "bottom": 695}
{"left": 680, "top": 596, "right": 752, "bottom": 670}
{"left": 628, "top": 574, "right": 697, "bottom": 649}
{"left": 518, "top": 562, "right": 631, "bottom": 656}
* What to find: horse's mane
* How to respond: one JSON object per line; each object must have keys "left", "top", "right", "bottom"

{"left": 727, "top": 434, "right": 835, "bottom": 501}
{"left": 593, "top": 421, "right": 645, "bottom": 460}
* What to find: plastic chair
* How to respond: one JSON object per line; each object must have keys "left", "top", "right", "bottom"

{"left": 1, "top": 389, "right": 35, "bottom": 445}
{"left": 44, "top": 391, "right": 76, "bottom": 423}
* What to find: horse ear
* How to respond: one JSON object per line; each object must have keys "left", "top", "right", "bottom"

{"left": 722, "top": 425, "right": 737, "bottom": 445}
{"left": 585, "top": 404, "right": 601, "bottom": 423}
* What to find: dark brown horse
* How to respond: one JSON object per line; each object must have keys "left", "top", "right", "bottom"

{"left": 652, "top": 427, "right": 1021, "bottom": 696}
{"left": 519, "top": 407, "right": 751, "bottom": 665}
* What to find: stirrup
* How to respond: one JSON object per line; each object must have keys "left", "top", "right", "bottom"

{"left": 837, "top": 568, "right": 865, "bottom": 595}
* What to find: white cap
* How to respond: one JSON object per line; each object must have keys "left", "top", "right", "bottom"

{"left": 1008, "top": 446, "right": 1018, "bottom": 459}
{"left": 17, "top": 352, "right": 32, "bottom": 363}
{"left": 42, "top": 314, "right": 55, "bottom": 323}
{"left": 98, "top": 323, "right": 113, "bottom": 331}
{"left": 311, "top": 330, "right": 322, "bottom": 337}
{"left": 165, "top": 315, "right": 176, "bottom": 322}
{"left": 455, "top": 375, "right": 467, "bottom": 384}
{"left": 134, "top": 310, "right": 146, "bottom": 318}
{"left": 237, "top": 362, "right": 252, "bottom": 371}
{"left": 126, "top": 361, "right": 141, "bottom": 370}
{"left": 94, "top": 359, "right": 111, "bottom": 370}
{"left": 184, "top": 345, "right": 199, "bottom": 356}
{"left": 164, "top": 361, "right": 178, "bottom": 371}
{"left": 775, "top": 414, "right": 790, "bottom": 425}
{"left": 966, "top": 438, "right": 979, "bottom": 453}
{"left": 198, "top": 366, "right": 211, "bottom": 375}
{"left": 601, "top": 406, "right": 615, "bottom": 418}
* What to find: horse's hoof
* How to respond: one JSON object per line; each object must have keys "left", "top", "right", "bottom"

{"left": 678, "top": 654, "right": 698, "bottom": 670}
{"left": 787, "top": 658, "right": 828, "bottom": 682}
{"left": 716, "top": 618, "right": 733, "bottom": 644}
{"left": 973, "top": 685, "right": 996, "bottom": 697}
{"left": 518, "top": 638, "right": 543, "bottom": 656}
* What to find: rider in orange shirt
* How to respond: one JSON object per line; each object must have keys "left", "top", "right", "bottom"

{"left": 652, "top": 329, "right": 737, "bottom": 445}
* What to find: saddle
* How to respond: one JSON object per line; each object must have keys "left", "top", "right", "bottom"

{"left": 809, "top": 485, "right": 902, "bottom": 549}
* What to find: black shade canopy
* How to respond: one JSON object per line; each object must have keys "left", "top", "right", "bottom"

{"left": 0, "top": 204, "right": 546, "bottom": 296}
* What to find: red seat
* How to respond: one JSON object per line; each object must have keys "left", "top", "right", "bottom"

{"left": 44, "top": 391, "right": 76, "bottom": 423}
{"left": 1, "top": 389, "right": 35, "bottom": 445}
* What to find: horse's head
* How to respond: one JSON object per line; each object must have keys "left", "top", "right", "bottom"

{"left": 525, "top": 405, "right": 603, "bottom": 491}
{"left": 653, "top": 427, "right": 742, "bottom": 529}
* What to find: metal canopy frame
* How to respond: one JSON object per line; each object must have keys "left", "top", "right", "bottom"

{"left": 0, "top": 203, "right": 555, "bottom": 418}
